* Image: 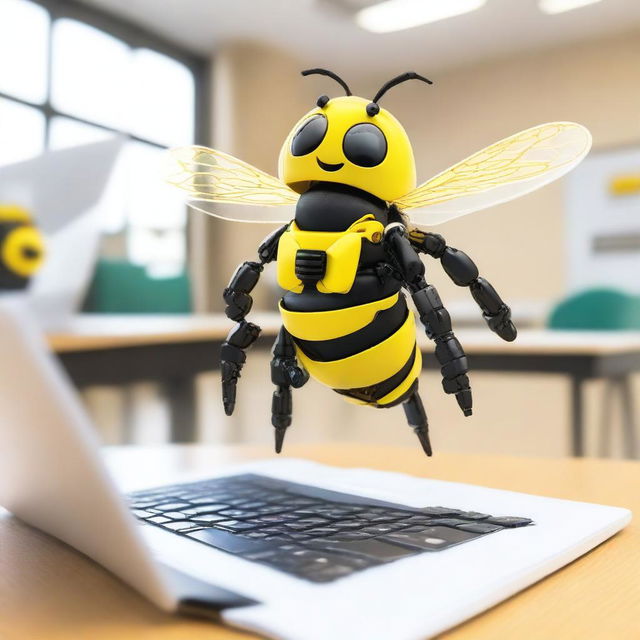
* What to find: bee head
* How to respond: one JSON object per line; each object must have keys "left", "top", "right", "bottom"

{"left": 279, "top": 70, "right": 432, "bottom": 202}
{"left": 0, "top": 205, "right": 45, "bottom": 286}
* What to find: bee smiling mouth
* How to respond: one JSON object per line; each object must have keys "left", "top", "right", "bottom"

{"left": 317, "top": 158, "right": 344, "bottom": 172}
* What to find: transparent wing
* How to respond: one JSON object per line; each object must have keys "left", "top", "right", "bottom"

{"left": 395, "top": 122, "right": 591, "bottom": 227}
{"left": 166, "top": 146, "right": 298, "bottom": 223}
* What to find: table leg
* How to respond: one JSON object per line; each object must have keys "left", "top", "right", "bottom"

{"left": 620, "top": 376, "right": 638, "bottom": 459}
{"left": 570, "top": 376, "right": 585, "bottom": 457}
{"left": 165, "top": 376, "right": 198, "bottom": 443}
{"left": 598, "top": 378, "right": 616, "bottom": 457}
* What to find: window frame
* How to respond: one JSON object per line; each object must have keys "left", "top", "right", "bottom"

{"left": 0, "top": 0, "right": 210, "bottom": 263}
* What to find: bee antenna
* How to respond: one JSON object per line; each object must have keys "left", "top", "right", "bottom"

{"left": 301, "top": 68, "right": 352, "bottom": 96}
{"left": 372, "top": 72, "right": 433, "bottom": 105}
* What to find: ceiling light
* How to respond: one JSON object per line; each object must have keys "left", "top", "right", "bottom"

{"left": 539, "top": 0, "right": 603, "bottom": 15}
{"left": 355, "top": 0, "right": 487, "bottom": 34}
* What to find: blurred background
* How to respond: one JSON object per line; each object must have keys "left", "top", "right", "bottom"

{"left": 1, "top": 0, "right": 639, "bottom": 458}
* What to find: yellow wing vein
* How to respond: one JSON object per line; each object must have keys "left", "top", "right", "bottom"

{"left": 167, "top": 146, "right": 299, "bottom": 208}
{"left": 396, "top": 123, "right": 590, "bottom": 211}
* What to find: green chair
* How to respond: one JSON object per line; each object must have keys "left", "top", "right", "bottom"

{"left": 547, "top": 287, "right": 640, "bottom": 457}
{"left": 83, "top": 259, "right": 192, "bottom": 314}
{"left": 548, "top": 287, "right": 640, "bottom": 331}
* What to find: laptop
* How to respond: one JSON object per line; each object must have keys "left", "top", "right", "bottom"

{"left": 0, "top": 138, "right": 122, "bottom": 329}
{"left": 0, "top": 295, "right": 631, "bottom": 640}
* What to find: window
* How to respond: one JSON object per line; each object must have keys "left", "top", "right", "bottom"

{"left": 0, "top": 0, "right": 206, "bottom": 274}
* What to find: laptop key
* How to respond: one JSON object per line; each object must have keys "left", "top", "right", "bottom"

{"left": 384, "top": 526, "right": 479, "bottom": 550}
{"left": 285, "top": 518, "right": 331, "bottom": 529}
{"left": 305, "top": 527, "right": 339, "bottom": 537}
{"left": 186, "top": 527, "right": 277, "bottom": 554}
{"left": 333, "top": 520, "right": 366, "bottom": 530}
{"left": 163, "top": 511, "right": 189, "bottom": 520}
{"left": 361, "top": 523, "right": 404, "bottom": 535}
{"left": 183, "top": 504, "right": 228, "bottom": 515}
{"left": 424, "top": 518, "right": 470, "bottom": 527}
{"left": 191, "top": 514, "right": 228, "bottom": 524}
{"left": 326, "top": 532, "right": 374, "bottom": 542}
{"left": 239, "top": 501, "right": 268, "bottom": 510}
{"left": 162, "top": 521, "right": 201, "bottom": 532}
{"left": 285, "top": 532, "right": 313, "bottom": 540}
{"left": 420, "top": 507, "right": 464, "bottom": 516}
{"left": 255, "top": 505, "right": 291, "bottom": 515}
{"left": 455, "top": 522, "right": 503, "bottom": 534}
{"left": 155, "top": 502, "right": 191, "bottom": 511}
{"left": 218, "top": 509, "right": 260, "bottom": 519}
{"left": 312, "top": 538, "right": 420, "bottom": 562}
{"left": 459, "top": 511, "right": 491, "bottom": 521}
{"left": 188, "top": 497, "right": 230, "bottom": 506}
{"left": 486, "top": 516, "right": 533, "bottom": 528}
{"left": 214, "top": 519, "right": 261, "bottom": 532}
{"left": 403, "top": 515, "right": 433, "bottom": 525}
{"left": 147, "top": 515, "right": 171, "bottom": 524}
{"left": 132, "top": 509, "right": 155, "bottom": 518}
{"left": 364, "top": 514, "right": 407, "bottom": 523}
{"left": 257, "top": 513, "right": 297, "bottom": 523}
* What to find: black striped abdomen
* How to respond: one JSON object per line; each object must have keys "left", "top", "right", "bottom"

{"left": 293, "top": 294, "right": 407, "bottom": 361}
{"left": 279, "top": 281, "right": 421, "bottom": 407}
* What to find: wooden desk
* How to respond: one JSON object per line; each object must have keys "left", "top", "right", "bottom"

{"left": 0, "top": 444, "right": 638, "bottom": 640}
{"left": 48, "top": 314, "right": 640, "bottom": 456}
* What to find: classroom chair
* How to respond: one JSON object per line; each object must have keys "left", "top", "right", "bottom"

{"left": 548, "top": 287, "right": 640, "bottom": 458}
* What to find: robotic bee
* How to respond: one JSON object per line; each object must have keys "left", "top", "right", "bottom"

{"left": 0, "top": 205, "right": 45, "bottom": 291}
{"left": 168, "top": 68, "right": 591, "bottom": 456}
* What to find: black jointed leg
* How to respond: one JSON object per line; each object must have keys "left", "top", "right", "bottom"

{"left": 221, "top": 320, "right": 261, "bottom": 416}
{"left": 270, "top": 326, "right": 309, "bottom": 453}
{"left": 385, "top": 224, "right": 472, "bottom": 417}
{"left": 403, "top": 387, "right": 432, "bottom": 457}
{"left": 220, "top": 223, "right": 288, "bottom": 416}
{"left": 412, "top": 279, "right": 472, "bottom": 416}
{"left": 408, "top": 229, "right": 517, "bottom": 342}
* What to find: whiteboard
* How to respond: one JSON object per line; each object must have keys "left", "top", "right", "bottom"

{"left": 565, "top": 145, "right": 640, "bottom": 293}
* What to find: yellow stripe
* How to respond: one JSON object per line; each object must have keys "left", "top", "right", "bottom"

{"left": 0, "top": 204, "right": 32, "bottom": 223}
{"left": 296, "top": 311, "right": 416, "bottom": 389}
{"left": 279, "top": 293, "right": 399, "bottom": 341}
{"left": 376, "top": 347, "right": 422, "bottom": 406}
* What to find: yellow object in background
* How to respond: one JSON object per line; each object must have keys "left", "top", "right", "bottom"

{"left": 2, "top": 225, "right": 45, "bottom": 277}
{"left": 0, "top": 204, "right": 46, "bottom": 289}
{"left": 0, "top": 204, "right": 33, "bottom": 223}
{"left": 609, "top": 173, "right": 640, "bottom": 196}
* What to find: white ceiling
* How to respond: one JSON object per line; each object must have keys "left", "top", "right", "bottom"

{"left": 79, "top": 0, "right": 640, "bottom": 74}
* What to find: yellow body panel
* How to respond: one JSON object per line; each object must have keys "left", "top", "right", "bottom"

{"left": 276, "top": 215, "right": 384, "bottom": 295}
{"left": 278, "top": 96, "right": 416, "bottom": 203}
{"left": 295, "top": 311, "right": 417, "bottom": 390}
{"left": 279, "top": 293, "right": 398, "bottom": 341}
{"left": 276, "top": 231, "right": 304, "bottom": 293}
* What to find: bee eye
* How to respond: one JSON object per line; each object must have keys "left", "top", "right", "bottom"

{"left": 342, "top": 123, "right": 387, "bottom": 168}
{"left": 291, "top": 114, "right": 328, "bottom": 157}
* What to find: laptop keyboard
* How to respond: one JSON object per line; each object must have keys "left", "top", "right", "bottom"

{"left": 129, "top": 474, "right": 532, "bottom": 584}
